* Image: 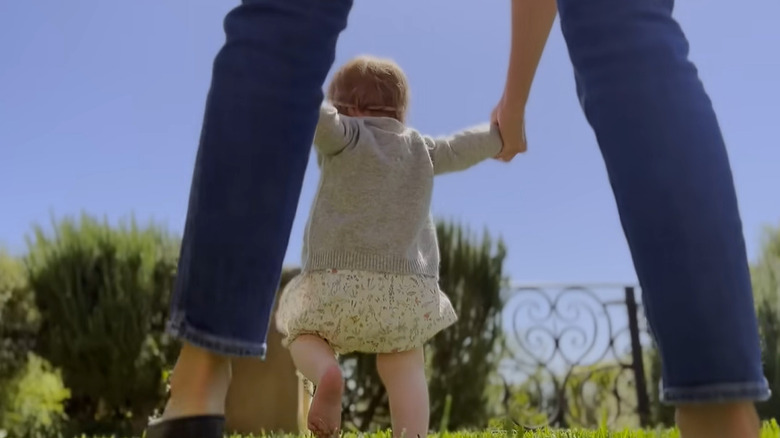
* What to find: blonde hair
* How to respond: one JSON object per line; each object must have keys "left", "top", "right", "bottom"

{"left": 327, "top": 55, "right": 410, "bottom": 123}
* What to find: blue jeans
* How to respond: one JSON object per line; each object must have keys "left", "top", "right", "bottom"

{"left": 168, "top": 0, "right": 770, "bottom": 404}
{"left": 556, "top": 0, "right": 769, "bottom": 403}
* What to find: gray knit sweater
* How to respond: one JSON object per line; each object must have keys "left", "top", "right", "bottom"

{"left": 300, "top": 103, "right": 503, "bottom": 277}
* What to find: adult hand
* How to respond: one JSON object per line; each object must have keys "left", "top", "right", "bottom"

{"left": 492, "top": 95, "right": 527, "bottom": 162}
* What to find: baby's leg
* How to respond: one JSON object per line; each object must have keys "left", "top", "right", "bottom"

{"left": 376, "top": 348, "right": 429, "bottom": 438}
{"left": 289, "top": 335, "right": 343, "bottom": 438}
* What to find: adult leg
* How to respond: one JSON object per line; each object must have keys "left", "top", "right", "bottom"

{"left": 376, "top": 348, "right": 429, "bottom": 438}
{"left": 555, "top": 0, "right": 769, "bottom": 436}
{"left": 147, "top": 0, "right": 353, "bottom": 436}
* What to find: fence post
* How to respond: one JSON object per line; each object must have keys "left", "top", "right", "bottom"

{"left": 625, "top": 286, "right": 651, "bottom": 427}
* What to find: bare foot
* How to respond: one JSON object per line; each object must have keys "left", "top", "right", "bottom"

{"left": 308, "top": 365, "right": 343, "bottom": 438}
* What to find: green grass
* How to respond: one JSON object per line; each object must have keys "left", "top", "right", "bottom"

{"left": 215, "top": 420, "right": 780, "bottom": 438}
{"left": 76, "top": 420, "right": 780, "bottom": 438}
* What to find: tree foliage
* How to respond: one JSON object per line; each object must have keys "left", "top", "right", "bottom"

{"left": 1, "top": 252, "right": 70, "bottom": 438}
{"left": 751, "top": 225, "right": 780, "bottom": 419}
{"left": 0, "top": 251, "right": 39, "bottom": 380}
{"left": 428, "top": 222, "right": 506, "bottom": 430}
{"left": 25, "top": 215, "right": 180, "bottom": 435}
{"left": 0, "top": 353, "right": 70, "bottom": 438}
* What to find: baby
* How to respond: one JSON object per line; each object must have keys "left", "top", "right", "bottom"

{"left": 275, "top": 55, "right": 503, "bottom": 438}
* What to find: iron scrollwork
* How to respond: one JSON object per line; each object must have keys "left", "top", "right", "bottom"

{"left": 498, "top": 285, "right": 653, "bottom": 429}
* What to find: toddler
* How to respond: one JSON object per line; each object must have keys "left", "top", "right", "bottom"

{"left": 275, "top": 55, "right": 503, "bottom": 438}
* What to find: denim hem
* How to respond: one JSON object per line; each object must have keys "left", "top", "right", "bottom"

{"left": 166, "top": 318, "right": 267, "bottom": 359}
{"left": 661, "top": 378, "right": 772, "bottom": 404}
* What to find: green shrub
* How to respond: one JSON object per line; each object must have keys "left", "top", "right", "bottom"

{"left": 25, "top": 215, "right": 180, "bottom": 436}
{"left": 646, "top": 347, "right": 674, "bottom": 427}
{"left": 429, "top": 222, "right": 506, "bottom": 430}
{"left": 1, "top": 252, "right": 66, "bottom": 437}
{"left": 0, "top": 251, "right": 58, "bottom": 437}
{"left": 0, "top": 251, "right": 39, "bottom": 381}
{"left": 751, "top": 224, "right": 780, "bottom": 420}
{"left": 0, "top": 353, "right": 70, "bottom": 438}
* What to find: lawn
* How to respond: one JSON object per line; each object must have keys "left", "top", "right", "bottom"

{"left": 74, "top": 420, "right": 780, "bottom": 438}
{"left": 226, "top": 422, "right": 780, "bottom": 438}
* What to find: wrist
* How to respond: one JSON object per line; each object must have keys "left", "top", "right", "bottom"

{"left": 500, "top": 91, "right": 526, "bottom": 116}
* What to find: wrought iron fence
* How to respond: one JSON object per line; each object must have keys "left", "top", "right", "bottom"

{"left": 497, "top": 284, "right": 655, "bottom": 429}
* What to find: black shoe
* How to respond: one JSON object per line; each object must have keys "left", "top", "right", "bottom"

{"left": 145, "top": 415, "right": 225, "bottom": 438}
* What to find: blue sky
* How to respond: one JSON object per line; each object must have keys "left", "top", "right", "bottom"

{"left": 1, "top": 0, "right": 779, "bottom": 285}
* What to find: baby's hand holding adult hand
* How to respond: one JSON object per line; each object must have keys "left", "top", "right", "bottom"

{"left": 492, "top": 96, "right": 527, "bottom": 162}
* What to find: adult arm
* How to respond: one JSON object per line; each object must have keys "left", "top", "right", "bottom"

{"left": 494, "top": 0, "right": 558, "bottom": 161}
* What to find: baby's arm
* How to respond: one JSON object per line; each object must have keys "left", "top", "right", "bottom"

{"left": 313, "top": 102, "right": 359, "bottom": 156}
{"left": 424, "top": 124, "right": 504, "bottom": 175}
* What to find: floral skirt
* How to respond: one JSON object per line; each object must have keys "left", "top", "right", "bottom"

{"left": 275, "top": 269, "right": 458, "bottom": 355}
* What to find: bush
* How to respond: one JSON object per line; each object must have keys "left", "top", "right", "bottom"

{"left": 752, "top": 224, "right": 780, "bottom": 420}
{"left": 0, "top": 251, "right": 39, "bottom": 381}
{"left": 25, "top": 215, "right": 180, "bottom": 436}
{"left": 756, "top": 299, "right": 779, "bottom": 419}
{"left": 646, "top": 348, "right": 674, "bottom": 427}
{"left": 1, "top": 252, "right": 66, "bottom": 437}
{"left": 428, "top": 222, "right": 506, "bottom": 430}
{"left": 0, "top": 353, "right": 70, "bottom": 438}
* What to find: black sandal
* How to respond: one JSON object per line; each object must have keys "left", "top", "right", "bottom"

{"left": 145, "top": 415, "right": 225, "bottom": 438}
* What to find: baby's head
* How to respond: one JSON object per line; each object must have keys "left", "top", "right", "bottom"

{"left": 327, "top": 55, "right": 409, "bottom": 123}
